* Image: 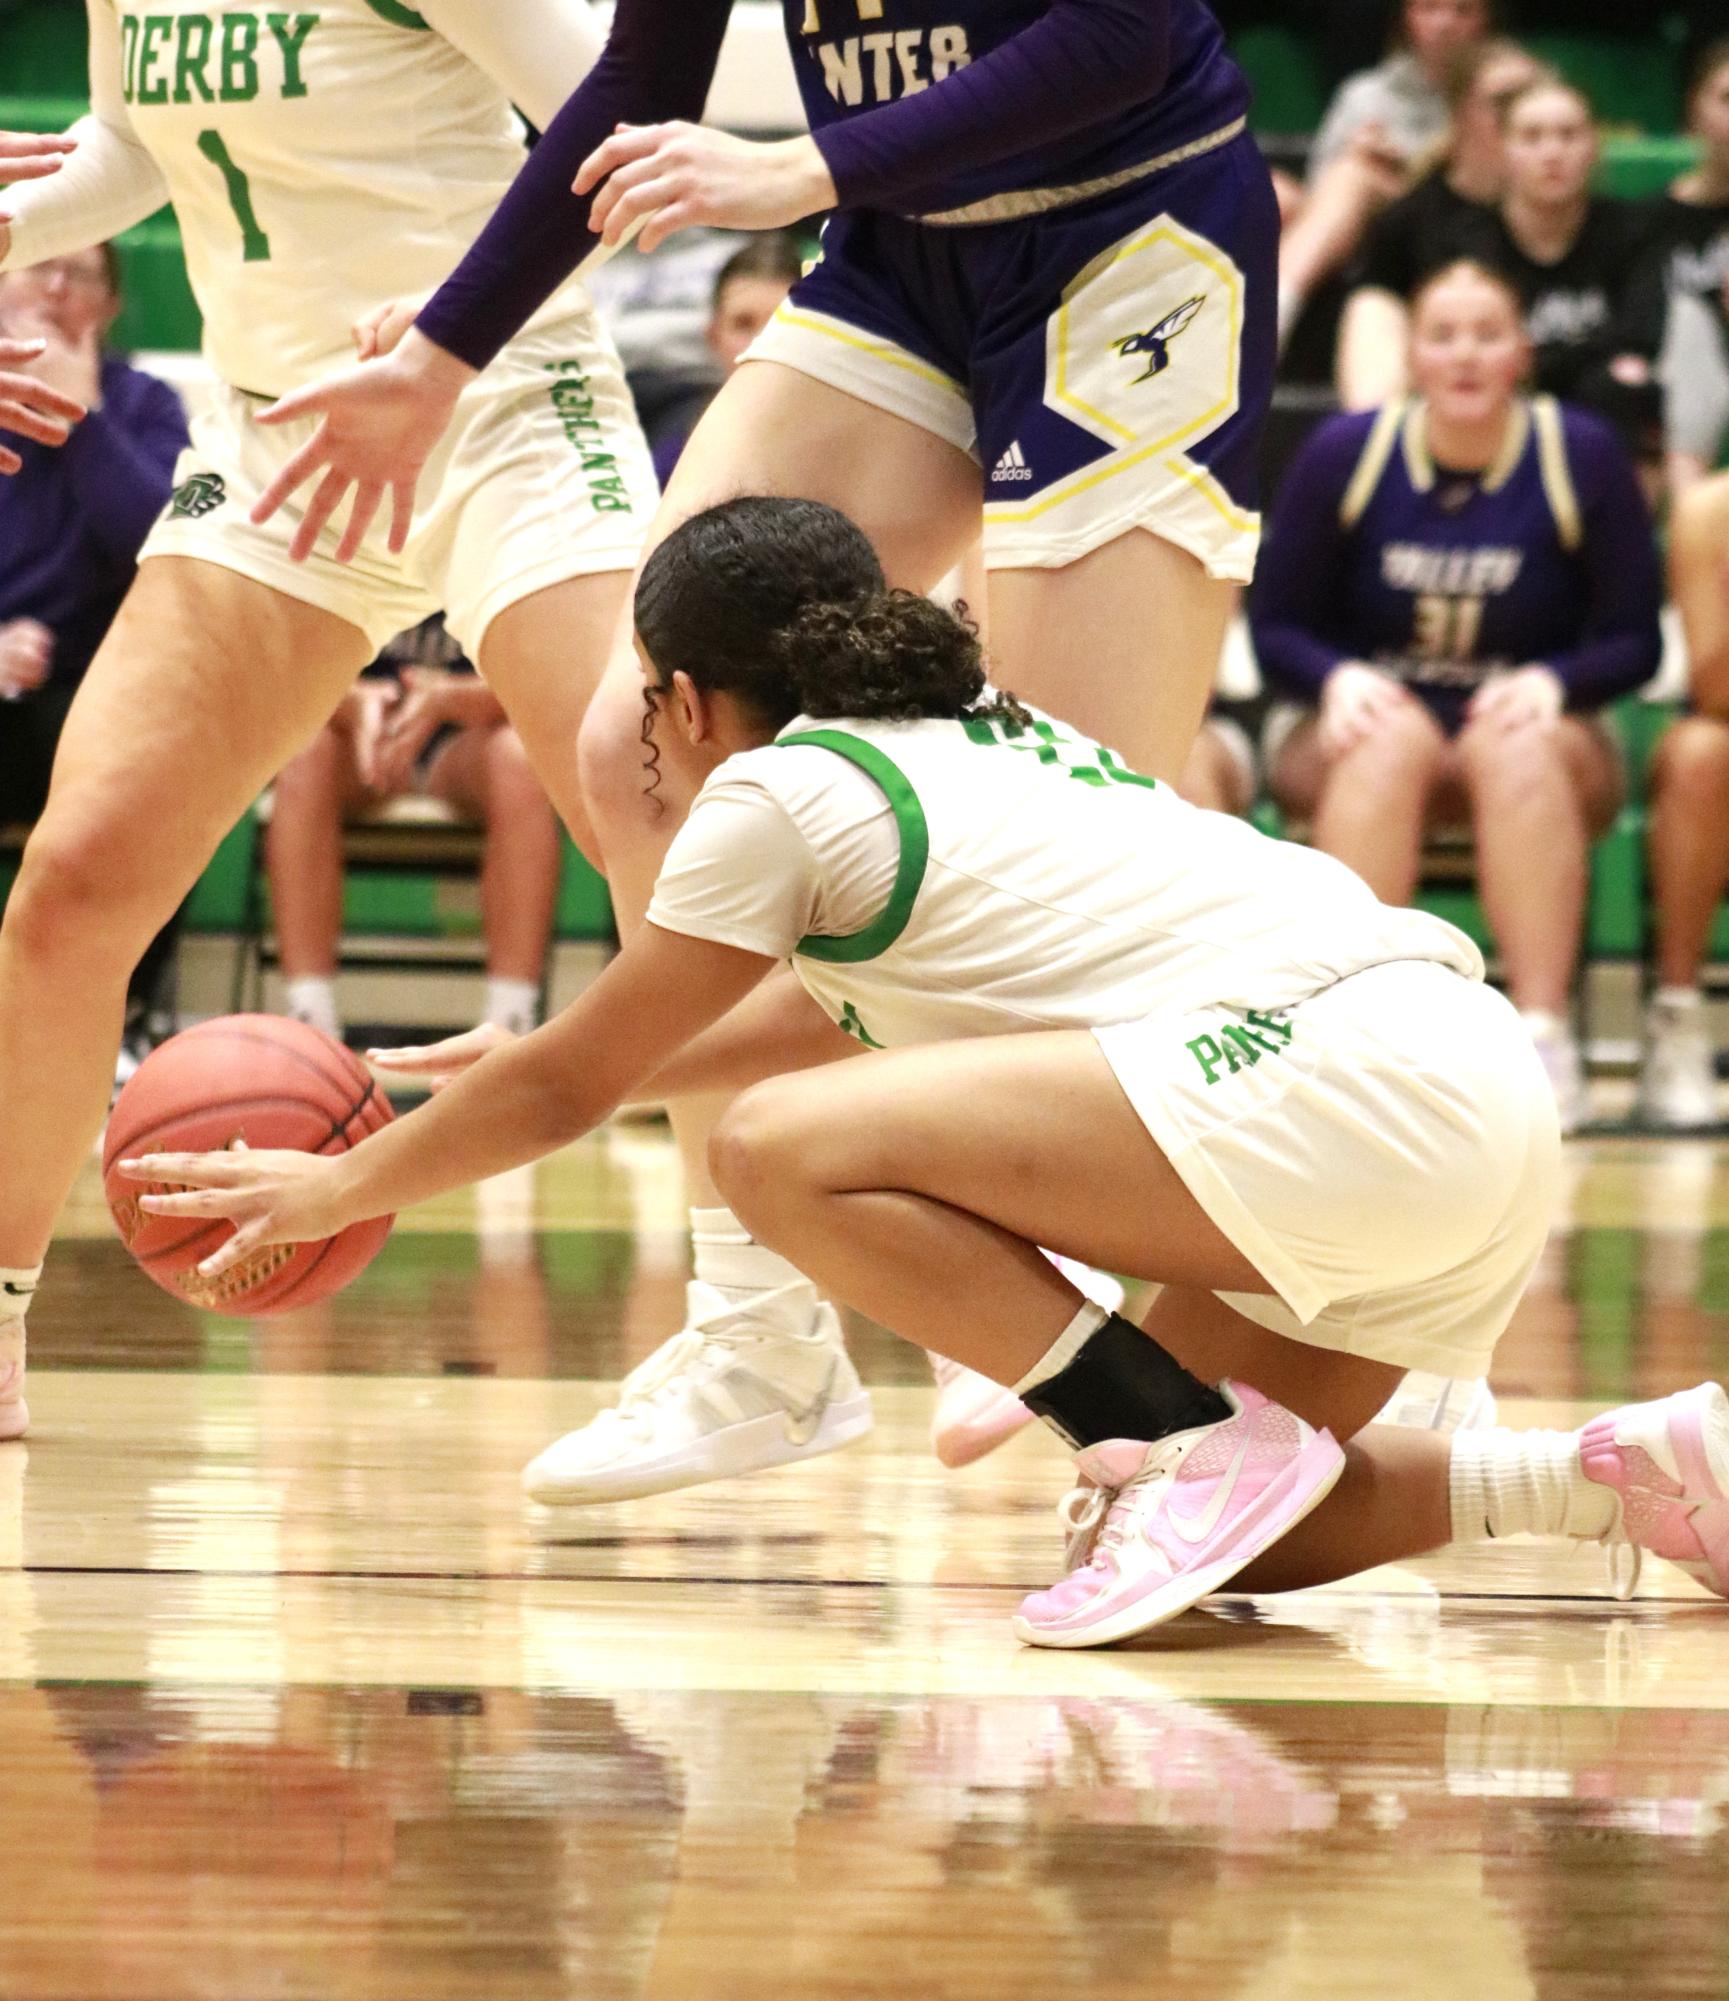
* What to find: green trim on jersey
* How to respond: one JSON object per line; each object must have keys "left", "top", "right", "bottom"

{"left": 777, "top": 730, "right": 930, "bottom": 964}
{"left": 361, "top": 0, "right": 431, "bottom": 27}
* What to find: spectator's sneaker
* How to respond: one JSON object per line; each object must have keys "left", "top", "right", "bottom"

{"left": 1375, "top": 1370, "right": 1498, "bottom": 1434}
{"left": 522, "top": 1281, "right": 871, "bottom": 1506}
{"left": 929, "top": 1255, "right": 1126, "bottom": 1468}
{"left": 1579, "top": 1383, "right": 1729, "bottom": 1599}
{"left": 1524, "top": 1012, "right": 1588, "bottom": 1135}
{"left": 1011, "top": 1383, "right": 1345, "bottom": 1650}
{"left": 111, "top": 1009, "right": 174, "bottom": 1106}
{"left": 1637, "top": 994, "right": 1718, "bottom": 1131}
{"left": 0, "top": 1325, "right": 26, "bottom": 1443}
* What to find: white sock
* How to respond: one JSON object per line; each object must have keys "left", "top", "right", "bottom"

{"left": 1519, "top": 1008, "right": 1567, "bottom": 1042}
{"left": 0, "top": 1264, "right": 40, "bottom": 1392}
{"left": 1449, "top": 1429, "right": 1618, "bottom": 1544}
{"left": 689, "top": 1206, "right": 817, "bottom": 1332}
{"left": 1653, "top": 986, "right": 1703, "bottom": 1013}
{"left": 1012, "top": 1301, "right": 1112, "bottom": 1395}
{"left": 485, "top": 976, "right": 541, "bottom": 1039}
{"left": 284, "top": 976, "right": 342, "bottom": 1039}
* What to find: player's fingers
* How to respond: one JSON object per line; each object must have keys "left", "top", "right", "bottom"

{"left": 0, "top": 372, "right": 85, "bottom": 423}
{"left": 251, "top": 433, "right": 330, "bottom": 525}
{"left": 599, "top": 175, "right": 682, "bottom": 248}
{"left": 336, "top": 479, "right": 384, "bottom": 564}
{"left": 122, "top": 1151, "right": 251, "bottom": 1187}
{"left": 198, "top": 1221, "right": 268, "bottom": 1279}
{"left": 0, "top": 444, "right": 18, "bottom": 476}
{"left": 290, "top": 465, "right": 353, "bottom": 563}
{"left": 255, "top": 381, "right": 327, "bottom": 429}
{"left": 637, "top": 200, "right": 700, "bottom": 256}
{"left": 574, "top": 123, "right": 661, "bottom": 196}
{"left": 0, "top": 400, "right": 73, "bottom": 448}
{"left": 387, "top": 478, "right": 416, "bottom": 556}
{"left": 137, "top": 1189, "right": 241, "bottom": 1219}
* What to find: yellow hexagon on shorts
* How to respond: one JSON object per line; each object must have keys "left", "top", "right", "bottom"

{"left": 1045, "top": 215, "right": 1243, "bottom": 453}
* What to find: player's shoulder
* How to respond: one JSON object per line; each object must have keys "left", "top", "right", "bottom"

{"left": 1548, "top": 398, "right": 1635, "bottom": 493}
{"left": 1287, "top": 406, "right": 1390, "bottom": 494}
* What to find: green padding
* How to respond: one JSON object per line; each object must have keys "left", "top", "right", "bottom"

{"left": 556, "top": 839, "right": 614, "bottom": 941}
{"left": 0, "top": 6, "right": 90, "bottom": 97}
{"left": 185, "top": 811, "right": 260, "bottom": 932}
{"left": 1413, "top": 885, "right": 1493, "bottom": 955}
{"left": 1599, "top": 136, "right": 1700, "bottom": 201}
{"left": 113, "top": 221, "right": 203, "bottom": 353}
{"left": 1229, "top": 26, "right": 1330, "bottom": 137}
{"left": 0, "top": 95, "right": 85, "bottom": 133}
{"left": 1586, "top": 807, "right": 1646, "bottom": 961}
{"left": 1527, "top": 30, "right": 1685, "bottom": 136}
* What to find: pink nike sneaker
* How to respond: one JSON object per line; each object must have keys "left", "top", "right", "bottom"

{"left": 1579, "top": 1382, "right": 1729, "bottom": 1597}
{"left": 930, "top": 1256, "right": 1127, "bottom": 1468}
{"left": 1011, "top": 1382, "right": 1346, "bottom": 1650}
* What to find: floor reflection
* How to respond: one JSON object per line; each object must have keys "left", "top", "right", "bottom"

{"left": 5, "top": 1680, "right": 1729, "bottom": 2000}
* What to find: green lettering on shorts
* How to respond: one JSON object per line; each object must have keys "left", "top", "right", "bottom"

{"left": 170, "top": 472, "right": 228, "bottom": 519}
{"left": 543, "top": 360, "right": 636, "bottom": 515}
{"left": 1186, "top": 1008, "right": 1295, "bottom": 1087}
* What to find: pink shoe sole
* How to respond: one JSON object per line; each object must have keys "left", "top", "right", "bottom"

{"left": 0, "top": 1399, "right": 27, "bottom": 1443}
{"left": 932, "top": 1383, "right": 1037, "bottom": 1468}
{"left": 1012, "top": 1429, "right": 1346, "bottom": 1650}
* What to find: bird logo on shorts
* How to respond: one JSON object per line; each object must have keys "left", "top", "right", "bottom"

{"left": 170, "top": 472, "right": 228, "bottom": 519}
{"left": 1112, "top": 296, "right": 1205, "bottom": 383}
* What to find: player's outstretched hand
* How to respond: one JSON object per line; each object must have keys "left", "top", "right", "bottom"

{"left": 0, "top": 335, "right": 86, "bottom": 472}
{"left": 0, "top": 130, "right": 76, "bottom": 184}
{"left": 367, "top": 1022, "right": 516, "bottom": 1093}
{"left": 250, "top": 328, "right": 476, "bottom": 564}
{"left": 353, "top": 294, "right": 429, "bottom": 362}
{"left": 578, "top": 123, "right": 835, "bottom": 253}
{"left": 120, "top": 1144, "right": 352, "bottom": 1280}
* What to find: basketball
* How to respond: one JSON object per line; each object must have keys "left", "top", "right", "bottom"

{"left": 102, "top": 1014, "right": 396, "bottom": 1316}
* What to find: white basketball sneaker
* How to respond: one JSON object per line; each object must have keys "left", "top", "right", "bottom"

{"left": 1637, "top": 992, "right": 1718, "bottom": 1131}
{"left": 523, "top": 1280, "right": 872, "bottom": 1506}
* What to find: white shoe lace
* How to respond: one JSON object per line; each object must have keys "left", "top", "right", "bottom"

{"left": 1603, "top": 1534, "right": 1643, "bottom": 1602}
{"left": 1056, "top": 1438, "right": 1191, "bottom": 1574}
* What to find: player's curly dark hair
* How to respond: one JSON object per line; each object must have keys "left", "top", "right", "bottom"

{"left": 633, "top": 497, "right": 1029, "bottom": 802}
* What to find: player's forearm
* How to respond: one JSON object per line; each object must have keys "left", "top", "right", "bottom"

{"left": 416, "top": 0, "right": 731, "bottom": 373}
{"left": 330, "top": 1022, "right": 626, "bottom": 1223}
{"left": 1, "top": 116, "right": 168, "bottom": 271}
{"left": 815, "top": 0, "right": 1173, "bottom": 209}
{"left": 630, "top": 966, "right": 859, "bottom": 1103}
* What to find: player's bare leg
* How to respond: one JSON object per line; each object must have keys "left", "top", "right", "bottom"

{"left": 475, "top": 571, "right": 631, "bottom": 872}
{"left": 985, "top": 530, "right": 1232, "bottom": 785}
{"left": 522, "top": 364, "right": 983, "bottom": 1506}
{"left": 710, "top": 1035, "right": 1729, "bottom": 1637}
{"left": 0, "top": 558, "right": 370, "bottom": 1435}
{"left": 1273, "top": 706, "right": 1451, "bottom": 906}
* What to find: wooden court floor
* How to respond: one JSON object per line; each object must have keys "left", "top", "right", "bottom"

{"left": 6, "top": 1128, "right": 1729, "bottom": 1999}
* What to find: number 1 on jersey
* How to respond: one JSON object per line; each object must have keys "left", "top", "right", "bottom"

{"left": 197, "top": 131, "right": 271, "bottom": 263}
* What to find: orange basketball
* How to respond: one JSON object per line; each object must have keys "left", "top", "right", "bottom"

{"left": 103, "top": 1014, "right": 396, "bottom": 1315}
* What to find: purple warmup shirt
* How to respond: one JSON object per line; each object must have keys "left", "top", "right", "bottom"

{"left": 417, "top": 0, "right": 1247, "bottom": 372}
{"left": 1249, "top": 401, "right": 1662, "bottom": 730}
{"left": 0, "top": 355, "right": 187, "bottom": 688}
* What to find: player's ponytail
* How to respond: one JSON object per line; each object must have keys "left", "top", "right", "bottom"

{"left": 634, "top": 497, "right": 1029, "bottom": 746}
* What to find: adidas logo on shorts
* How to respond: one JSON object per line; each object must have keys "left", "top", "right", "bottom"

{"left": 991, "top": 440, "right": 1033, "bottom": 483}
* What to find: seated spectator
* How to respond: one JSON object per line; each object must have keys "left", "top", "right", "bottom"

{"left": 1336, "top": 79, "right": 1667, "bottom": 463}
{"left": 1337, "top": 37, "right": 1547, "bottom": 405}
{"left": 1652, "top": 41, "right": 1729, "bottom": 495}
{"left": 651, "top": 233, "right": 804, "bottom": 487}
{"left": 1280, "top": 0, "right": 1492, "bottom": 339}
{"left": 1638, "top": 472, "right": 1729, "bottom": 1128}
{"left": 1253, "top": 261, "right": 1663, "bottom": 1130}
{"left": 267, "top": 618, "right": 560, "bottom": 1045}
{"left": 0, "top": 243, "right": 189, "bottom": 1080}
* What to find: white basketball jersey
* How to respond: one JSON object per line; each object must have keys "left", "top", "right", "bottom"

{"left": 766, "top": 712, "right": 1482, "bottom": 1049}
{"left": 84, "top": 0, "right": 603, "bottom": 394}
